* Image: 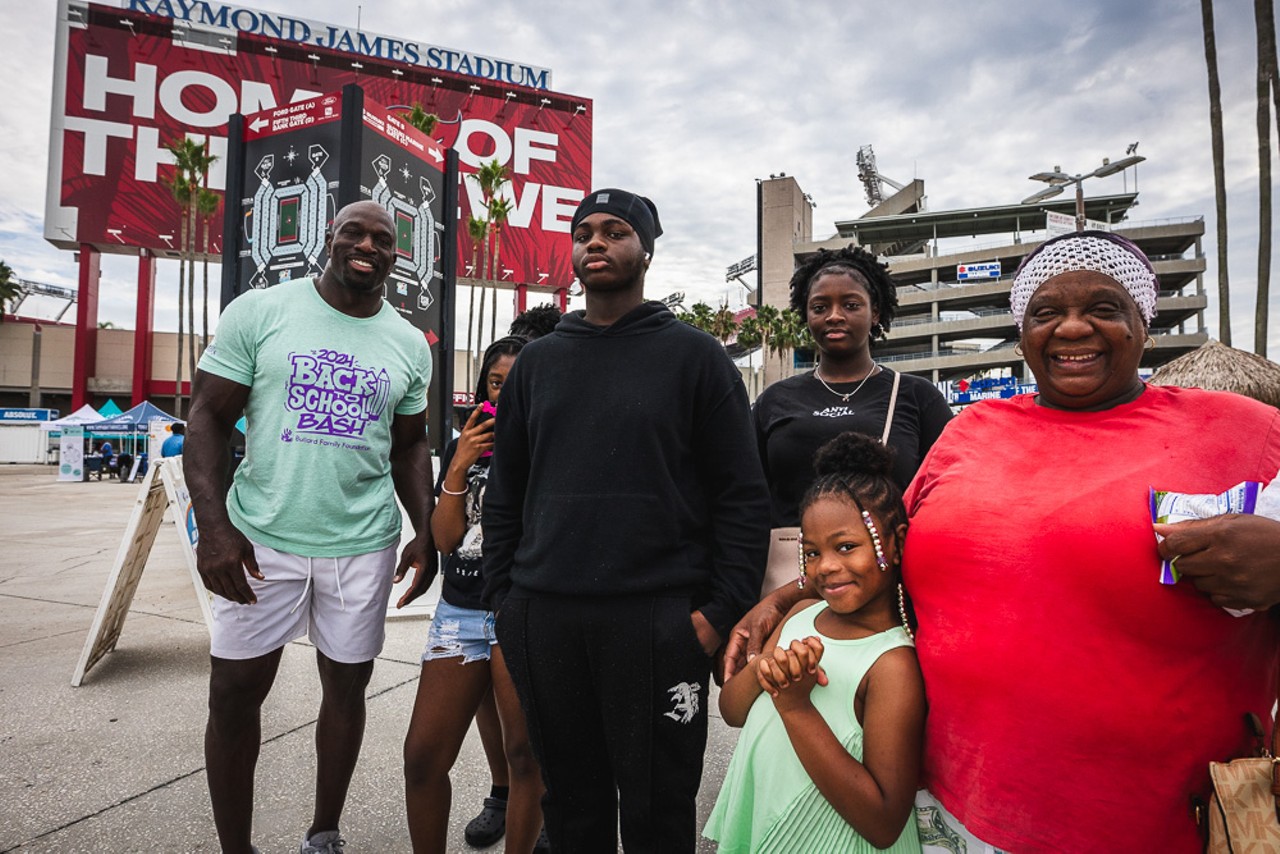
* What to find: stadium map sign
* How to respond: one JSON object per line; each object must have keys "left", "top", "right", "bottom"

{"left": 223, "top": 84, "right": 458, "bottom": 449}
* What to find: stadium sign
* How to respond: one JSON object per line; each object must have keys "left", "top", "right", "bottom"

{"left": 956, "top": 262, "right": 1000, "bottom": 281}
{"left": 47, "top": 1, "right": 590, "bottom": 290}
{"left": 121, "top": 0, "right": 552, "bottom": 89}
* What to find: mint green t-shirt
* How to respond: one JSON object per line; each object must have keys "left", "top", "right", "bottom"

{"left": 198, "top": 278, "right": 432, "bottom": 557}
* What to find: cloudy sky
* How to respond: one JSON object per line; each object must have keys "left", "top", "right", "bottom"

{"left": 3, "top": 0, "right": 1277, "bottom": 352}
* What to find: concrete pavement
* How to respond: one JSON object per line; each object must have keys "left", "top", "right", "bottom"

{"left": 0, "top": 465, "right": 739, "bottom": 853}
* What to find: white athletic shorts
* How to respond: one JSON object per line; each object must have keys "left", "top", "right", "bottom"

{"left": 209, "top": 538, "right": 398, "bottom": 664}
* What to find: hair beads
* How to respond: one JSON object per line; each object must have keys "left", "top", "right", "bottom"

{"left": 797, "top": 535, "right": 807, "bottom": 588}
{"left": 862, "top": 510, "right": 888, "bottom": 571}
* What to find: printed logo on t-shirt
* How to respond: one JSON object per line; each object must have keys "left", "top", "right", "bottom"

{"left": 284, "top": 349, "right": 391, "bottom": 444}
{"left": 812, "top": 405, "right": 857, "bottom": 418}
{"left": 455, "top": 462, "right": 490, "bottom": 562}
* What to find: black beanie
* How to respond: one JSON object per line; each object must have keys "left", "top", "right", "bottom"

{"left": 570, "top": 188, "right": 663, "bottom": 256}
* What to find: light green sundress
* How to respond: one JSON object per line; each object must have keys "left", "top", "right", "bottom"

{"left": 704, "top": 605, "right": 921, "bottom": 853}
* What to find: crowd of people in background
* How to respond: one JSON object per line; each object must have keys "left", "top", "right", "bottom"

{"left": 181, "top": 195, "right": 1280, "bottom": 854}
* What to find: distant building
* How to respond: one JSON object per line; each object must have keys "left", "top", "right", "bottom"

{"left": 756, "top": 175, "right": 1207, "bottom": 385}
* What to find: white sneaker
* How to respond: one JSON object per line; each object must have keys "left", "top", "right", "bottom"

{"left": 300, "top": 830, "right": 346, "bottom": 854}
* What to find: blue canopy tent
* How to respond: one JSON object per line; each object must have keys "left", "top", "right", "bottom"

{"left": 88, "top": 401, "right": 179, "bottom": 457}
{"left": 91, "top": 401, "right": 178, "bottom": 432}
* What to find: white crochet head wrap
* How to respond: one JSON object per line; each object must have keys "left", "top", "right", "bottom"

{"left": 1010, "top": 231, "right": 1157, "bottom": 330}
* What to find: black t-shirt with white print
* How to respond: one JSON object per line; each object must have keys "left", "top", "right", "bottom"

{"left": 752, "top": 368, "right": 953, "bottom": 527}
{"left": 434, "top": 437, "right": 491, "bottom": 611}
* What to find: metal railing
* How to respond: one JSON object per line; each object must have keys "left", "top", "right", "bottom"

{"left": 894, "top": 307, "right": 1012, "bottom": 328}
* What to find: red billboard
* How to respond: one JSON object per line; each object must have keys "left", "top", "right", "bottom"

{"left": 46, "top": 0, "right": 591, "bottom": 290}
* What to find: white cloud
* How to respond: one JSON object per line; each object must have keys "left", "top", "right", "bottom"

{"left": 2, "top": 0, "right": 1277, "bottom": 351}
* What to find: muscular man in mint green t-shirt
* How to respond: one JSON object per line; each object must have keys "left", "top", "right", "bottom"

{"left": 187, "top": 201, "right": 436, "bottom": 854}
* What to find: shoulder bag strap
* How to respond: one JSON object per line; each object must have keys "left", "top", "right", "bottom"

{"left": 879, "top": 368, "right": 901, "bottom": 446}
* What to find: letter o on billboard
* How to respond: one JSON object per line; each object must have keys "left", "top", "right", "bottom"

{"left": 455, "top": 119, "right": 512, "bottom": 169}
{"left": 159, "top": 70, "right": 239, "bottom": 128}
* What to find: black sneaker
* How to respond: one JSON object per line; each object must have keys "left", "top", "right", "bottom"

{"left": 464, "top": 796, "right": 507, "bottom": 848}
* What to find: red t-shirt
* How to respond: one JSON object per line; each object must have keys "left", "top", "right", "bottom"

{"left": 904, "top": 385, "right": 1280, "bottom": 853}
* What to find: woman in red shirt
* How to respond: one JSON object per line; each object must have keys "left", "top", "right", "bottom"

{"left": 727, "top": 230, "right": 1280, "bottom": 852}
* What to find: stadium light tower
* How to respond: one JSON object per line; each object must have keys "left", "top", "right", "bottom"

{"left": 1021, "top": 152, "right": 1146, "bottom": 231}
{"left": 856, "top": 145, "right": 907, "bottom": 208}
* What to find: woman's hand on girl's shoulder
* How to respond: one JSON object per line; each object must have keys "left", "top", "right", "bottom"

{"left": 719, "top": 605, "right": 824, "bottom": 726}
{"left": 723, "top": 588, "right": 821, "bottom": 682}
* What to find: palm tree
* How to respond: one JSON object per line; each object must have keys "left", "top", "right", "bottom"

{"left": 710, "top": 303, "right": 739, "bottom": 345}
{"left": 779, "top": 308, "right": 812, "bottom": 377}
{"left": 164, "top": 137, "right": 219, "bottom": 415}
{"left": 0, "top": 260, "right": 18, "bottom": 321}
{"left": 736, "top": 313, "right": 764, "bottom": 397}
{"left": 465, "top": 215, "right": 487, "bottom": 391}
{"left": 488, "top": 196, "right": 514, "bottom": 345}
{"left": 1201, "top": 0, "right": 1231, "bottom": 345}
{"left": 197, "top": 187, "right": 220, "bottom": 355}
{"left": 754, "top": 304, "right": 780, "bottom": 379}
{"left": 401, "top": 102, "right": 440, "bottom": 137}
{"left": 1255, "top": 0, "right": 1276, "bottom": 356}
{"left": 475, "top": 262, "right": 489, "bottom": 355}
{"left": 682, "top": 301, "right": 715, "bottom": 334}
{"left": 185, "top": 143, "right": 216, "bottom": 381}
{"left": 468, "top": 159, "right": 511, "bottom": 346}
{"left": 165, "top": 139, "right": 197, "bottom": 416}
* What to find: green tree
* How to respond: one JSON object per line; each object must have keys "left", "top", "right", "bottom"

{"left": 466, "top": 159, "right": 512, "bottom": 351}
{"left": 736, "top": 313, "right": 764, "bottom": 396}
{"left": 776, "top": 308, "right": 812, "bottom": 377}
{"left": 709, "top": 303, "right": 739, "bottom": 345}
{"left": 736, "top": 313, "right": 763, "bottom": 350}
{"left": 401, "top": 102, "right": 439, "bottom": 136}
{"left": 197, "top": 187, "right": 220, "bottom": 355}
{"left": 0, "top": 260, "right": 17, "bottom": 321}
{"left": 465, "top": 215, "right": 488, "bottom": 391}
{"left": 679, "top": 301, "right": 715, "bottom": 334}
{"left": 164, "top": 139, "right": 197, "bottom": 416}
{"left": 165, "top": 138, "right": 217, "bottom": 415}
{"left": 755, "top": 303, "right": 781, "bottom": 376}
{"left": 488, "top": 196, "right": 514, "bottom": 345}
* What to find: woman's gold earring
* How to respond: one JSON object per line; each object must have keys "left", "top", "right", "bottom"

{"left": 1013, "top": 343, "right": 1024, "bottom": 357}
{"left": 1145, "top": 336, "right": 1156, "bottom": 350}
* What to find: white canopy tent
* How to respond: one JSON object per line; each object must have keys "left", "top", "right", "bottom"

{"left": 40, "top": 405, "right": 105, "bottom": 433}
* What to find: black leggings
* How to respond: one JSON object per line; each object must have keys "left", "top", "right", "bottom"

{"left": 496, "top": 596, "right": 711, "bottom": 853}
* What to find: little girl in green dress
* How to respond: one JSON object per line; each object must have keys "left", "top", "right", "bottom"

{"left": 705, "top": 431, "right": 924, "bottom": 853}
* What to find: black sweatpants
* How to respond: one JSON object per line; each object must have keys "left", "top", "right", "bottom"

{"left": 495, "top": 595, "right": 711, "bottom": 853}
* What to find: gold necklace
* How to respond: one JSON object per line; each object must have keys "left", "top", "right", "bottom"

{"left": 813, "top": 363, "right": 879, "bottom": 402}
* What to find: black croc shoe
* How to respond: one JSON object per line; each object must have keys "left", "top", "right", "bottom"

{"left": 464, "top": 797, "right": 507, "bottom": 848}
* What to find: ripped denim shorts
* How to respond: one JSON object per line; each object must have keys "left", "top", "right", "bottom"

{"left": 421, "top": 599, "right": 497, "bottom": 664}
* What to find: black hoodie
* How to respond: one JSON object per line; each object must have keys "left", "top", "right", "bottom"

{"left": 481, "top": 301, "right": 769, "bottom": 639}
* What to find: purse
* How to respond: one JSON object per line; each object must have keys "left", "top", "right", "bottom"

{"left": 1197, "top": 673, "right": 1280, "bottom": 852}
{"left": 761, "top": 371, "right": 903, "bottom": 597}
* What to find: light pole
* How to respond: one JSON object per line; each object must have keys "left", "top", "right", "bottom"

{"left": 1020, "top": 153, "right": 1146, "bottom": 231}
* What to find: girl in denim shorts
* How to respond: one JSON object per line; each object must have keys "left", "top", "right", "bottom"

{"left": 403, "top": 335, "right": 544, "bottom": 853}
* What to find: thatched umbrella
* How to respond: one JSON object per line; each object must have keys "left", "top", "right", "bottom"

{"left": 1149, "top": 340, "right": 1280, "bottom": 408}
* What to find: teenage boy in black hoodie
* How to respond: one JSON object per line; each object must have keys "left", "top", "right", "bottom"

{"left": 482, "top": 188, "right": 770, "bottom": 852}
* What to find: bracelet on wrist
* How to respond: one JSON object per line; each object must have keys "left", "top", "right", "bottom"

{"left": 440, "top": 483, "right": 467, "bottom": 496}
